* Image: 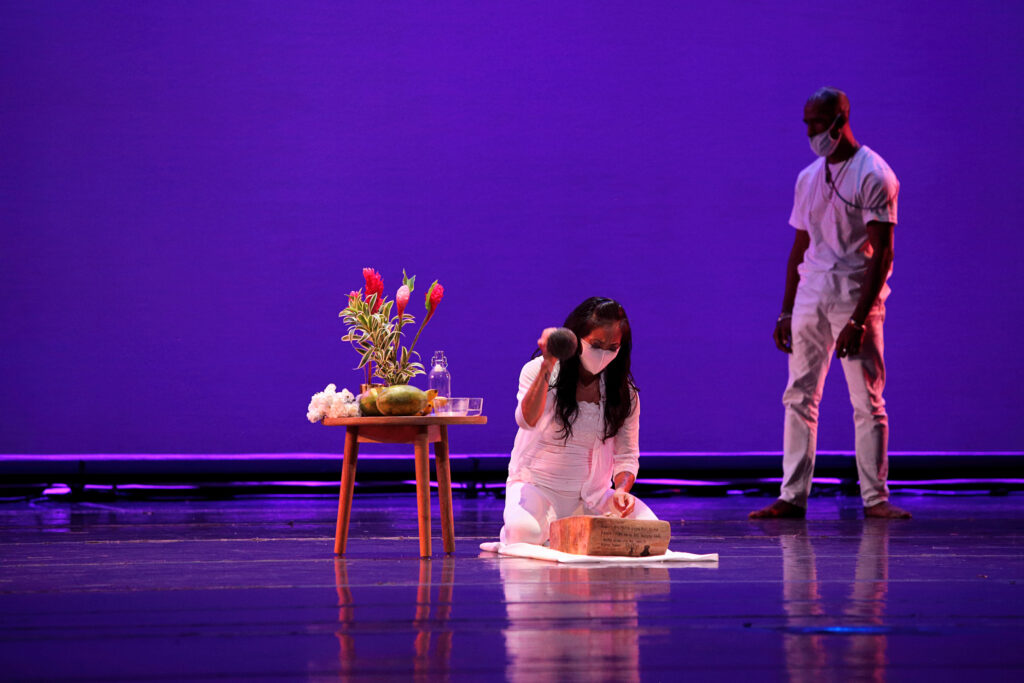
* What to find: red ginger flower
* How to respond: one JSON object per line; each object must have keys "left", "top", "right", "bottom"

{"left": 424, "top": 281, "right": 444, "bottom": 322}
{"left": 402, "top": 278, "right": 443, "bottom": 357}
{"left": 362, "top": 268, "right": 384, "bottom": 313}
{"left": 396, "top": 285, "right": 410, "bottom": 319}
{"left": 347, "top": 290, "right": 361, "bottom": 307}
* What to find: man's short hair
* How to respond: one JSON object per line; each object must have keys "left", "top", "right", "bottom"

{"left": 808, "top": 87, "right": 851, "bottom": 119}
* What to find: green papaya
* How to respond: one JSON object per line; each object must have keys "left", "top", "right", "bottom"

{"left": 358, "top": 387, "right": 384, "bottom": 416}
{"left": 376, "top": 385, "right": 428, "bottom": 416}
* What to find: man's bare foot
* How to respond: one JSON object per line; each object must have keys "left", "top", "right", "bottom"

{"left": 864, "top": 501, "right": 912, "bottom": 519}
{"left": 749, "top": 499, "right": 806, "bottom": 519}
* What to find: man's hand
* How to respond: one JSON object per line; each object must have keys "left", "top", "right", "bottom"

{"left": 611, "top": 490, "right": 636, "bottom": 518}
{"left": 773, "top": 317, "right": 793, "bottom": 353}
{"left": 835, "top": 321, "right": 864, "bottom": 358}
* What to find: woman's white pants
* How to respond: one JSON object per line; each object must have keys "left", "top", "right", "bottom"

{"left": 500, "top": 480, "right": 658, "bottom": 546}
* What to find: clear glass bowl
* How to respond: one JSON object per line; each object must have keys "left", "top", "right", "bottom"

{"left": 465, "top": 397, "right": 483, "bottom": 416}
{"left": 432, "top": 397, "right": 482, "bottom": 416}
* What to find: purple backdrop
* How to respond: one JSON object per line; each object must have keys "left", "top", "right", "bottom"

{"left": 2, "top": 2, "right": 1022, "bottom": 456}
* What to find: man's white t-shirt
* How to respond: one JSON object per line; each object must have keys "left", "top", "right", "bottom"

{"left": 789, "top": 145, "right": 899, "bottom": 305}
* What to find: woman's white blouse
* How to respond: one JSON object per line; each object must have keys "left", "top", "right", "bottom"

{"left": 508, "top": 357, "right": 640, "bottom": 508}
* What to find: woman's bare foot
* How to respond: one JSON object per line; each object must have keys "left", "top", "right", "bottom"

{"left": 749, "top": 499, "right": 806, "bottom": 519}
{"left": 864, "top": 501, "right": 912, "bottom": 519}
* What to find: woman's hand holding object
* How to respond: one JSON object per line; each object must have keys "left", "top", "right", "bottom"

{"left": 611, "top": 490, "right": 635, "bottom": 518}
{"left": 538, "top": 328, "right": 561, "bottom": 366}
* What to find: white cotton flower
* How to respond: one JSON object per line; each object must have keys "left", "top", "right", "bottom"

{"left": 307, "top": 398, "right": 324, "bottom": 422}
{"left": 306, "top": 388, "right": 333, "bottom": 422}
{"left": 307, "top": 384, "right": 358, "bottom": 422}
{"left": 326, "top": 394, "right": 350, "bottom": 419}
{"left": 327, "top": 390, "right": 361, "bottom": 419}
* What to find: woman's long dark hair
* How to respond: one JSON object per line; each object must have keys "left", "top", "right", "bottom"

{"left": 535, "top": 297, "right": 638, "bottom": 443}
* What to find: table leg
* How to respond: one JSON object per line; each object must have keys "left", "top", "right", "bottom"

{"left": 434, "top": 425, "right": 455, "bottom": 554}
{"left": 414, "top": 429, "right": 432, "bottom": 558}
{"left": 334, "top": 427, "right": 359, "bottom": 555}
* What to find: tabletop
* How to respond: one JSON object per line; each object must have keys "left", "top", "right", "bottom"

{"left": 321, "top": 415, "right": 488, "bottom": 427}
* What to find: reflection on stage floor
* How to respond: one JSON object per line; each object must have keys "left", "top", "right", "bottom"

{"left": 2, "top": 493, "right": 1023, "bottom": 680}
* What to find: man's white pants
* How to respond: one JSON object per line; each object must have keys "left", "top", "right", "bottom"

{"left": 500, "top": 481, "right": 658, "bottom": 546}
{"left": 781, "top": 300, "right": 890, "bottom": 508}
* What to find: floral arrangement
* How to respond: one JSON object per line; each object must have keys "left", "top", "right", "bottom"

{"left": 306, "top": 384, "right": 358, "bottom": 422}
{"left": 305, "top": 268, "right": 444, "bottom": 423}
{"left": 340, "top": 267, "right": 444, "bottom": 386}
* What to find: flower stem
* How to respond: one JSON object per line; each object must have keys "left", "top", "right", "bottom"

{"left": 394, "top": 316, "right": 403, "bottom": 361}
{"left": 408, "top": 313, "right": 432, "bottom": 357}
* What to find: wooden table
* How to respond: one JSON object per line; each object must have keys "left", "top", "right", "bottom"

{"left": 322, "top": 415, "right": 488, "bottom": 557}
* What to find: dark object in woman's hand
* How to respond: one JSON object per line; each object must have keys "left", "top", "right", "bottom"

{"left": 546, "top": 327, "right": 578, "bottom": 361}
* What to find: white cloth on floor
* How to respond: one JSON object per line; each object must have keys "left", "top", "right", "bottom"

{"left": 479, "top": 541, "right": 718, "bottom": 565}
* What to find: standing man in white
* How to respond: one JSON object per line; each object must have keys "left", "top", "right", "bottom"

{"left": 751, "top": 88, "right": 911, "bottom": 520}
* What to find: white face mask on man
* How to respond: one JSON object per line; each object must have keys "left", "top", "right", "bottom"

{"left": 580, "top": 340, "right": 619, "bottom": 375}
{"left": 809, "top": 115, "right": 842, "bottom": 157}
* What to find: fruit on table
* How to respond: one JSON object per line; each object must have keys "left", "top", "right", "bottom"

{"left": 419, "top": 390, "right": 438, "bottom": 416}
{"left": 376, "top": 385, "right": 429, "bottom": 416}
{"left": 358, "top": 387, "right": 384, "bottom": 416}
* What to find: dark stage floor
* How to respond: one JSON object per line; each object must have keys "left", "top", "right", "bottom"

{"left": 2, "top": 492, "right": 1023, "bottom": 681}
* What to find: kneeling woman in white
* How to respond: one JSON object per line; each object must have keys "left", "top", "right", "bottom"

{"left": 501, "top": 297, "right": 658, "bottom": 546}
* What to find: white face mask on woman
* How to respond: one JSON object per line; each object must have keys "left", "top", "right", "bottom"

{"left": 809, "top": 116, "right": 842, "bottom": 157}
{"left": 580, "top": 340, "right": 619, "bottom": 375}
